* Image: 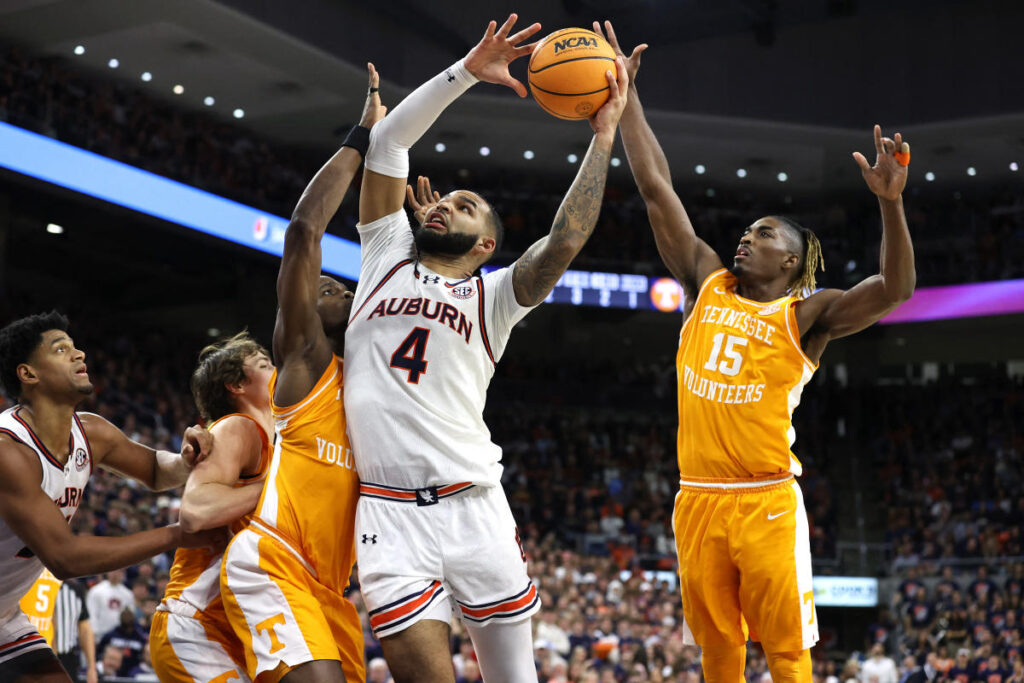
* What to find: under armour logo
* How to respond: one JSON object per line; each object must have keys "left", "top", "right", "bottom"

{"left": 445, "top": 69, "right": 455, "bottom": 83}
{"left": 416, "top": 486, "right": 439, "bottom": 506}
{"left": 422, "top": 275, "right": 440, "bottom": 285}
{"left": 362, "top": 534, "right": 377, "bottom": 544}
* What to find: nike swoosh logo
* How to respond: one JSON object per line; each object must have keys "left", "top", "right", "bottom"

{"left": 767, "top": 510, "right": 793, "bottom": 520}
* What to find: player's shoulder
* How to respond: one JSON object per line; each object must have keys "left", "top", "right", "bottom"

{"left": 209, "top": 414, "right": 265, "bottom": 443}
{"left": 794, "top": 288, "right": 844, "bottom": 321}
{"left": 75, "top": 411, "right": 118, "bottom": 439}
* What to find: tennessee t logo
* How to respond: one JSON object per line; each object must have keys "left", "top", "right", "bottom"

{"left": 255, "top": 613, "right": 287, "bottom": 654}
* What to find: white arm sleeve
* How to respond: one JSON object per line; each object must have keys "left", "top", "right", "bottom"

{"left": 365, "top": 59, "right": 479, "bottom": 179}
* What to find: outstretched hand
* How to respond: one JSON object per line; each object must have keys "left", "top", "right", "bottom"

{"left": 853, "top": 125, "right": 909, "bottom": 201}
{"left": 589, "top": 56, "right": 629, "bottom": 136}
{"left": 464, "top": 13, "right": 543, "bottom": 97}
{"left": 359, "top": 62, "right": 387, "bottom": 129}
{"left": 592, "top": 20, "right": 647, "bottom": 85}
{"left": 406, "top": 175, "right": 441, "bottom": 225}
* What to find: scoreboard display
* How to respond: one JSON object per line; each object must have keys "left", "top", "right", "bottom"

{"left": 483, "top": 266, "right": 688, "bottom": 313}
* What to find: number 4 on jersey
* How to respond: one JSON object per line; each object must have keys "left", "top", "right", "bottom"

{"left": 390, "top": 327, "right": 430, "bottom": 384}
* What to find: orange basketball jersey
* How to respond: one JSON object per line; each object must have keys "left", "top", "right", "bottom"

{"left": 250, "top": 356, "right": 360, "bottom": 593}
{"left": 19, "top": 569, "right": 61, "bottom": 646}
{"left": 676, "top": 269, "right": 817, "bottom": 479}
{"left": 161, "top": 413, "right": 271, "bottom": 614}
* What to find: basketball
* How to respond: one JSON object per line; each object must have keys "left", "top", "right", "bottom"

{"left": 528, "top": 28, "right": 617, "bottom": 120}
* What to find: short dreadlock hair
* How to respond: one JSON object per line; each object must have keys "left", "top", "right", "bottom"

{"left": 770, "top": 216, "right": 825, "bottom": 297}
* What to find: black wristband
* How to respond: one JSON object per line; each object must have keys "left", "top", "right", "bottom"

{"left": 341, "top": 125, "right": 370, "bottom": 158}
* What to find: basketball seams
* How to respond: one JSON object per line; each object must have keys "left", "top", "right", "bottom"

{"left": 528, "top": 55, "right": 616, "bottom": 75}
{"left": 531, "top": 83, "right": 611, "bottom": 98}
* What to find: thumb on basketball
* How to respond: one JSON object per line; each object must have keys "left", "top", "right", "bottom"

{"left": 505, "top": 75, "right": 528, "bottom": 98}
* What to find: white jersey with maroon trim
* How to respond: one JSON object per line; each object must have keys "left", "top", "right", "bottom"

{"left": 0, "top": 406, "right": 91, "bottom": 621}
{"left": 344, "top": 210, "right": 536, "bottom": 488}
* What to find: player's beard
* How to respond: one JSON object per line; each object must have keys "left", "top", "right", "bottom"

{"left": 413, "top": 224, "right": 479, "bottom": 257}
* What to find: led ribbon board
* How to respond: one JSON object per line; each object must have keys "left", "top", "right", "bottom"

{"left": 3, "top": 121, "right": 1022, "bottom": 321}
{"left": 0, "top": 121, "right": 361, "bottom": 280}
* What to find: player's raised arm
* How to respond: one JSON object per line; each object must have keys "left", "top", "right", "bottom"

{"left": 273, "top": 65, "right": 385, "bottom": 385}
{"left": 178, "top": 416, "right": 264, "bottom": 533}
{"left": 0, "top": 436, "right": 221, "bottom": 580}
{"left": 510, "top": 59, "right": 628, "bottom": 307}
{"left": 802, "top": 125, "right": 916, "bottom": 344}
{"left": 359, "top": 14, "right": 541, "bottom": 224}
{"left": 595, "top": 21, "right": 722, "bottom": 296}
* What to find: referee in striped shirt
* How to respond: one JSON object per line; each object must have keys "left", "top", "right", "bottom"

{"left": 53, "top": 579, "right": 97, "bottom": 683}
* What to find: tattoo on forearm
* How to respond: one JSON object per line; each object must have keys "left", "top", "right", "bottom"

{"left": 514, "top": 144, "right": 610, "bottom": 304}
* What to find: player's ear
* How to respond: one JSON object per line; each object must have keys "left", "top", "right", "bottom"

{"left": 783, "top": 251, "right": 800, "bottom": 271}
{"left": 16, "top": 363, "right": 38, "bottom": 388}
{"left": 226, "top": 381, "right": 245, "bottom": 396}
{"left": 477, "top": 235, "right": 496, "bottom": 255}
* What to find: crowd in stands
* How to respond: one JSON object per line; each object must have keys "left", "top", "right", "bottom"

{"left": 3, "top": 45, "right": 1024, "bottom": 289}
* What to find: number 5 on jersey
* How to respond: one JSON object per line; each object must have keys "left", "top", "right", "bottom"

{"left": 391, "top": 327, "right": 430, "bottom": 384}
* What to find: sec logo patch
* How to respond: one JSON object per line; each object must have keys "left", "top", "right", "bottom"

{"left": 448, "top": 285, "right": 475, "bottom": 300}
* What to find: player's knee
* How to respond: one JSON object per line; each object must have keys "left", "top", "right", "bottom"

{"left": 700, "top": 642, "right": 746, "bottom": 683}
{"left": 764, "top": 648, "right": 811, "bottom": 682}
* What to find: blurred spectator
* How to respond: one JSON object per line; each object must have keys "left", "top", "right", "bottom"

{"left": 96, "top": 644, "right": 123, "bottom": 682}
{"left": 861, "top": 643, "right": 898, "bottom": 683}
{"left": 96, "top": 608, "right": 147, "bottom": 678}
{"left": 86, "top": 570, "right": 135, "bottom": 640}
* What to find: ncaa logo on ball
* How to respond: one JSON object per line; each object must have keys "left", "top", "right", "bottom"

{"left": 74, "top": 448, "right": 88, "bottom": 471}
{"left": 449, "top": 285, "right": 475, "bottom": 300}
{"left": 575, "top": 102, "right": 594, "bottom": 116}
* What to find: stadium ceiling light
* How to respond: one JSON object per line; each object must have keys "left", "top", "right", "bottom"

{"left": 967, "top": 167, "right": 977, "bottom": 176}
{"left": 706, "top": 188, "right": 715, "bottom": 197}
{"left": 1011, "top": 162, "right": 1020, "bottom": 172}
{"left": 107, "top": 58, "right": 119, "bottom": 69}
{"left": 46, "top": 223, "right": 64, "bottom": 234}
{"left": 925, "top": 172, "right": 936, "bottom": 181}
{"left": 567, "top": 153, "right": 578, "bottom": 163}
{"left": 523, "top": 150, "right": 535, "bottom": 160}
{"left": 207, "top": 328, "right": 220, "bottom": 337}
{"left": 141, "top": 72, "right": 152, "bottom": 82}
{"left": 434, "top": 142, "right": 446, "bottom": 153}
{"left": 73, "top": 45, "right": 85, "bottom": 56}
{"left": 777, "top": 172, "right": 788, "bottom": 182}
{"left": 610, "top": 157, "right": 621, "bottom": 167}
{"left": 203, "top": 96, "right": 215, "bottom": 106}
{"left": 736, "top": 168, "right": 747, "bottom": 178}
{"left": 695, "top": 164, "right": 706, "bottom": 175}
{"left": 479, "top": 146, "right": 490, "bottom": 157}
{"left": 233, "top": 108, "right": 245, "bottom": 119}
{"left": 173, "top": 84, "right": 185, "bottom": 95}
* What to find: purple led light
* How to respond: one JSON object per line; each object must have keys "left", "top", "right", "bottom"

{"left": 881, "top": 278, "right": 1024, "bottom": 324}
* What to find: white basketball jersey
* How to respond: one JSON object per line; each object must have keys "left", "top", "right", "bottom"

{"left": 0, "top": 407, "right": 91, "bottom": 620}
{"left": 344, "top": 210, "right": 536, "bottom": 488}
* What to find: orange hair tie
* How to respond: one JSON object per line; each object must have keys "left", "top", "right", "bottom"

{"left": 893, "top": 150, "right": 910, "bottom": 167}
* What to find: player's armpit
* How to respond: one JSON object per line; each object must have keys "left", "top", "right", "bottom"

{"left": 801, "top": 276, "right": 907, "bottom": 342}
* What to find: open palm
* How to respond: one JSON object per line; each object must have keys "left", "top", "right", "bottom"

{"left": 464, "top": 13, "right": 542, "bottom": 97}
{"left": 853, "top": 125, "right": 909, "bottom": 201}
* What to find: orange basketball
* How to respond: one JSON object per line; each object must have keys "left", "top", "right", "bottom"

{"left": 528, "top": 28, "right": 617, "bottom": 121}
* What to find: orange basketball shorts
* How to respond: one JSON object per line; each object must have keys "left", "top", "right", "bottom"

{"left": 220, "top": 526, "right": 364, "bottom": 683}
{"left": 672, "top": 475, "right": 818, "bottom": 653}
{"left": 149, "top": 606, "right": 249, "bottom": 683}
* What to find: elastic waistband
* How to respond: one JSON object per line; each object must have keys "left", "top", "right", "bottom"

{"left": 678, "top": 473, "right": 794, "bottom": 494}
{"left": 156, "top": 598, "right": 198, "bottom": 619}
{"left": 359, "top": 481, "right": 475, "bottom": 506}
